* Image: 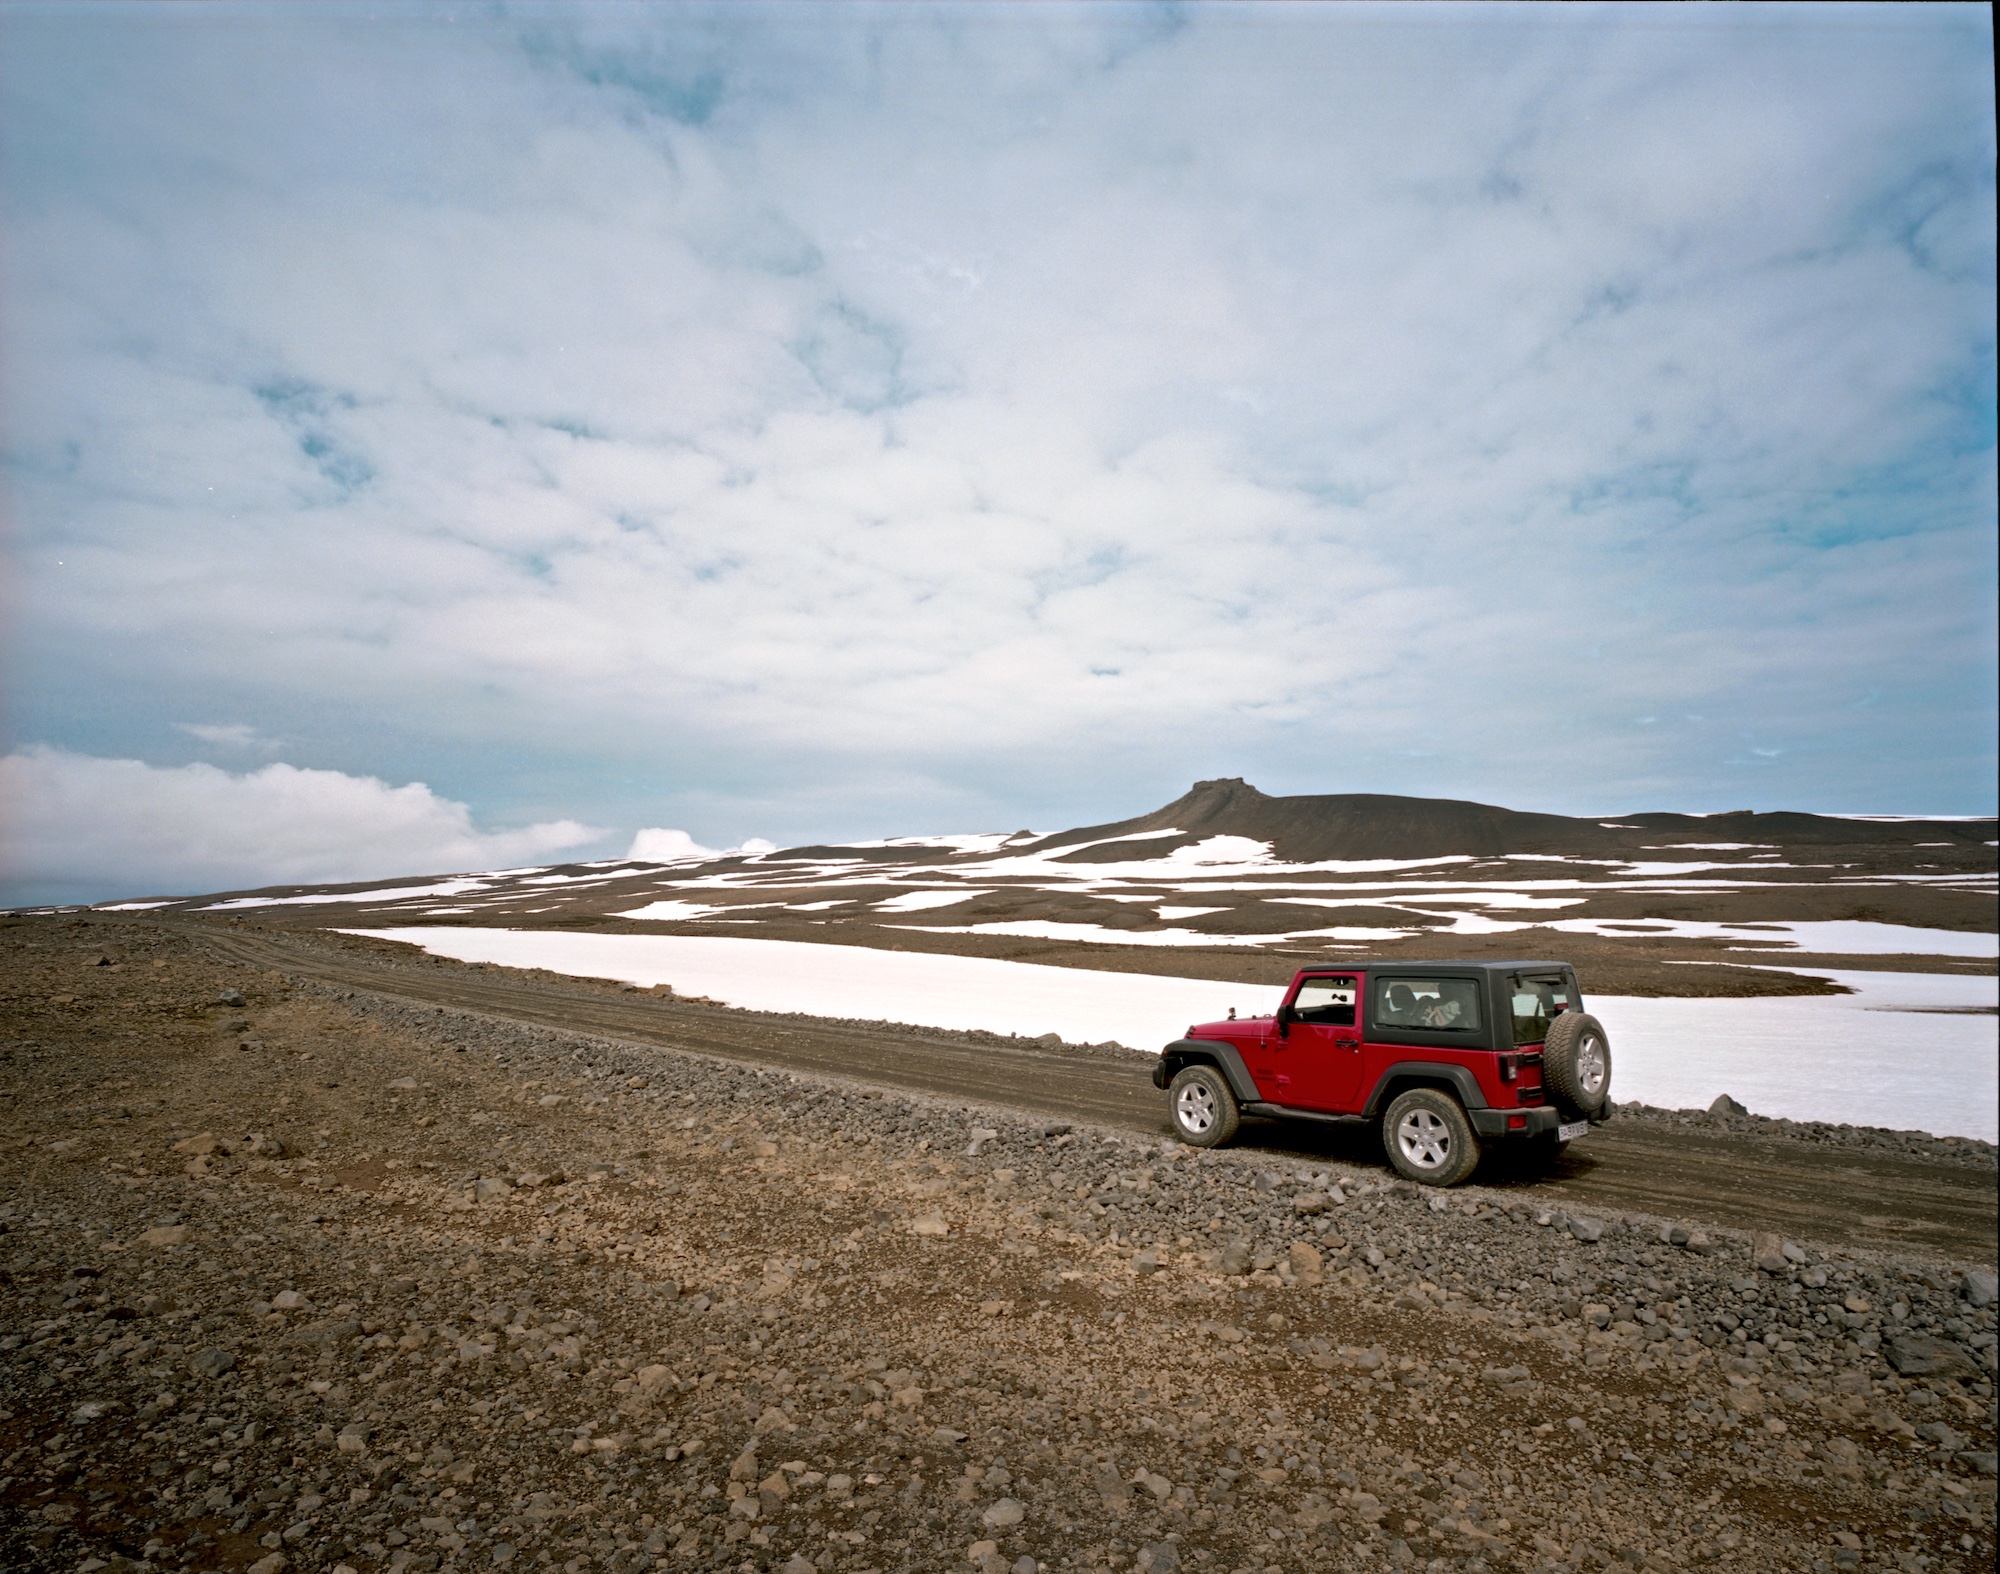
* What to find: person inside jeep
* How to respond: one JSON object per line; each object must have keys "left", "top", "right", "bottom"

{"left": 1418, "top": 996, "right": 1463, "bottom": 1028}
{"left": 1376, "top": 976, "right": 1482, "bottom": 1030}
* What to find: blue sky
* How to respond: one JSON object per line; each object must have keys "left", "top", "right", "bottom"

{"left": 2, "top": 2, "right": 1994, "bottom": 905}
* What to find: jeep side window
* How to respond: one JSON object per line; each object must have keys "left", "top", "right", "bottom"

{"left": 1291, "top": 976, "right": 1357, "bottom": 1026}
{"left": 1372, "top": 976, "right": 1482, "bottom": 1032}
{"left": 1510, "top": 974, "right": 1574, "bottom": 1046}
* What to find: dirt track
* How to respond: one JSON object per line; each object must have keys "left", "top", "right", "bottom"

{"left": 185, "top": 924, "right": 1997, "bottom": 1268}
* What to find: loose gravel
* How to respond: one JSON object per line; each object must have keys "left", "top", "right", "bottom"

{"left": 2, "top": 918, "right": 1995, "bottom": 1574}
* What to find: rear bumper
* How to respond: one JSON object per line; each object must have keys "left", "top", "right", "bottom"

{"left": 1468, "top": 1106, "right": 1567, "bottom": 1140}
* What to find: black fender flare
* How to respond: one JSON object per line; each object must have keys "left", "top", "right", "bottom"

{"left": 1362, "top": 1061, "right": 1490, "bottom": 1118}
{"left": 1154, "top": 1039, "right": 1259, "bottom": 1106}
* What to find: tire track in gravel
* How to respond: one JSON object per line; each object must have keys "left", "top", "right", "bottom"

{"left": 190, "top": 925, "right": 1997, "bottom": 1263}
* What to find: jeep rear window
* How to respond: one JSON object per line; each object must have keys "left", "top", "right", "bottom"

{"left": 1372, "top": 976, "right": 1482, "bottom": 1032}
{"left": 1510, "top": 975, "right": 1574, "bottom": 1046}
{"left": 1293, "top": 976, "right": 1357, "bottom": 1026}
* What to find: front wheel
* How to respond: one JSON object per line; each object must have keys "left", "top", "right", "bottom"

{"left": 1169, "top": 1064, "right": 1240, "bottom": 1148}
{"left": 1382, "top": 1087, "right": 1481, "bottom": 1186}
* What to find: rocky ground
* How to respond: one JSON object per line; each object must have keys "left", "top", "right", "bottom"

{"left": 3, "top": 917, "right": 1996, "bottom": 1574}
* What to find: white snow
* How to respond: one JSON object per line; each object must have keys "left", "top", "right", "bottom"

{"left": 871, "top": 889, "right": 991, "bottom": 913}
{"left": 1165, "top": 835, "right": 1275, "bottom": 865}
{"left": 1596, "top": 970, "right": 1996, "bottom": 1141}
{"left": 351, "top": 928, "right": 1995, "bottom": 1139}
{"left": 894, "top": 920, "right": 1267, "bottom": 948}
{"left": 1541, "top": 917, "right": 1998, "bottom": 958}
{"left": 613, "top": 900, "right": 726, "bottom": 922}
{"left": 356, "top": 927, "right": 1279, "bottom": 1049}
{"left": 200, "top": 877, "right": 492, "bottom": 909}
{"left": 97, "top": 899, "right": 177, "bottom": 910}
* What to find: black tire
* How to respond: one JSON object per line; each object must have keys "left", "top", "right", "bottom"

{"left": 1168, "top": 1064, "right": 1240, "bottom": 1148}
{"left": 1382, "top": 1087, "right": 1481, "bottom": 1187}
{"left": 1543, "top": 1011, "right": 1612, "bottom": 1119}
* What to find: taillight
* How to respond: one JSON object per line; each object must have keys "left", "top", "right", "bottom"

{"left": 1498, "top": 1053, "right": 1519, "bottom": 1083}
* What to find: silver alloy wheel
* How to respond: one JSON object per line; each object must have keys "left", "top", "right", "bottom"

{"left": 1576, "top": 1033, "right": 1608, "bottom": 1097}
{"left": 1395, "top": 1108, "right": 1453, "bottom": 1170}
{"left": 1176, "top": 1081, "right": 1217, "bottom": 1135}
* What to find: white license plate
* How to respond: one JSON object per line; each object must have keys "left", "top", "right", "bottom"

{"left": 1559, "top": 1120, "right": 1589, "bottom": 1143}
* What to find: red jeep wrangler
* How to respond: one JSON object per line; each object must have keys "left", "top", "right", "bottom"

{"left": 1151, "top": 960, "right": 1613, "bottom": 1185}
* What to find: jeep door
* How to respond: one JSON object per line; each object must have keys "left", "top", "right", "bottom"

{"left": 1359, "top": 971, "right": 1492, "bottom": 1109}
{"left": 1276, "top": 972, "right": 1367, "bottom": 1112}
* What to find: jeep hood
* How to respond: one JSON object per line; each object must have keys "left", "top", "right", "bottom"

{"left": 1186, "top": 1015, "right": 1272, "bottom": 1038}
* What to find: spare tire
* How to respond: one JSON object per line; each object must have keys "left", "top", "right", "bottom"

{"left": 1542, "top": 1011, "right": 1611, "bottom": 1118}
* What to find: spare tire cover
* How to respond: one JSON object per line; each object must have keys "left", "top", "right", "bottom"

{"left": 1542, "top": 1011, "right": 1611, "bottom": 1118}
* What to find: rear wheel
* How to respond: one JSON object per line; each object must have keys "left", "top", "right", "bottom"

{"left": 1169, "top": 1064, "right": 1240, "bottom": 1148}
{"left": 1543, "top": 1011, "right": 1612, "bottom": 1118}
{"left": 1382, "top": 1087, "right": 1481, "bottom": 1186}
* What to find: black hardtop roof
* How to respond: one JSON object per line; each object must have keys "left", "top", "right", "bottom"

{"left": 1288, "top": 959, "right": 1574, "bottom": 975}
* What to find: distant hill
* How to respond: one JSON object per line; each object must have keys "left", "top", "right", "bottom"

{"left": 59, "top": 777, "right": 1995, "bottom": 936}
{"left": 1034, "top": 777, "right": 1995, "bottom": 863}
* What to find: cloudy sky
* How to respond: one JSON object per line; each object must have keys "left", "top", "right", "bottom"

{"left": 2, "top": 2, "right": 1994, "bottom": 906}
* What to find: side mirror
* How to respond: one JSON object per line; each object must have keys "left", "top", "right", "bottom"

{"left": 1275, "top": 1002, "right": 1294, "bottom": 1038}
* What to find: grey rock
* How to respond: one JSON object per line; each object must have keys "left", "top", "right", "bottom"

{"left": 1708, "top": 1094, "right": 1748, "bottom": 1117}
{"left": 1957, "top": 1451, "right": 1997, "bottom": 1476}
{"left": 219, "top": 989, "right": 246, "bottom": 1008}
{"left": 1569, "top": 1215, "right": 1604, "bottom": 1243}
{"left": 1012, "top": 1559, "right": 1039, "bottom": 1574}
{"left": 187, "top": 1347, "right": 236, "bottom": 1379}
{"left": 1752, "top": 1232, "right": 1791, "bottom": 1274}
{"left": 1137, "top": 1544, "right": 1181, "bottom": 1573}
{"left": 1915, "top": 1422, "right": 1966, "bottom": 1451}
{"left": 1960, "top": 1268, "right": 1998, "bottom": 1308}
{"left": 1885, "top": 1335, "right": 1976, "bottom": 1379}
{"left": 1218, "top": 1238, "right": 1253, "bottom": 1275}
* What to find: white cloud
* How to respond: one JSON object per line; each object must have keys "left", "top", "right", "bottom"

{"left": 0, "top": 745, "right": 604, "bottom": 903}
{"left": 1, "top": 5, "right": 1992, "bottom": 828}
{"left": 628, "top": 828, "right": 777, "bottom": 863}
{"left": 627, "top": 828, "right": 717, "bottom": 863}
{"left": 174, "top": 722, "right": 269, "bottom": 749}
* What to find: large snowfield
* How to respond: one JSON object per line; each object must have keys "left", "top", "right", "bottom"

{"left": 361, "top": 927, "right": 1998, "bottom": 1141}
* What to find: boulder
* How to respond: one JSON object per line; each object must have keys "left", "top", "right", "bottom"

{"left": 1884, "top": 1336, "right": 1977, "bottom": 1381}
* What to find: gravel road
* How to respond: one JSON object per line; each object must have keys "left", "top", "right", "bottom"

{"left": 182, "top": 925, "right": 1998, "bottom": 1266}
{"left": 4, "top": 916, "right": 1998, "bottom": 1574}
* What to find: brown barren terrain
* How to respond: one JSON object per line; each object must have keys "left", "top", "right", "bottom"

{"left": 2, "top": 916, "right": 1995, "bottom": 1574}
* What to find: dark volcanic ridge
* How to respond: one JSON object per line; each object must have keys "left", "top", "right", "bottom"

{"left": 46, "top": 780, "right": 1997, "bottom": 997}
{"left": 1032, "top": 779, "right": 2000, "bottom": 863}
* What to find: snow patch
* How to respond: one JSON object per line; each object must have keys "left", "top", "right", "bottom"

{"left": 349, "top": 928, "right": 1996, "bottom": 1139}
